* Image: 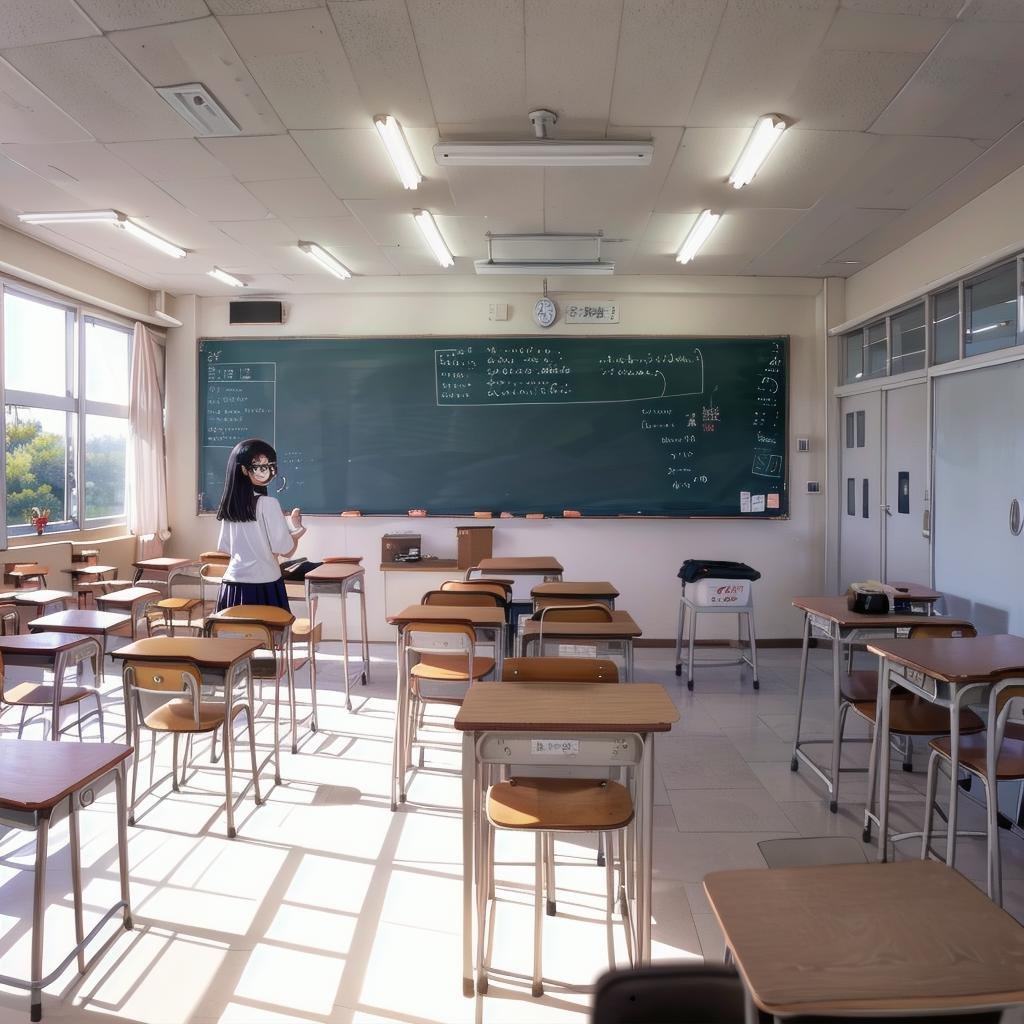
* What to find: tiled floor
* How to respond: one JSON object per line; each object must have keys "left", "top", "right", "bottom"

{"left": 1, "top": 643, "right": 1023, "bottom": 1023}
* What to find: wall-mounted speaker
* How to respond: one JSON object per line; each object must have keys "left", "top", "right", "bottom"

{"left": 229, "top": 299, "right": 284, "bottom": 325}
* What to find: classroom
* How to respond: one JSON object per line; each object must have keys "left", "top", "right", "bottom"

{"left": 2, "top": 1, "right": 1024, "bottom": 1021}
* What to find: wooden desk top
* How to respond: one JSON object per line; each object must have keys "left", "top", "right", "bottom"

{"left": 132, "top": 557, "right": 198, "bottom": 571}
{"left": 0, "top": 631, "right": 101, "bottom": 653}
{"left": 95, "top": 586, "right": 160, "bottom": 604}
{"left": 455, "top": 682, "right": 678, "bottom": 732}
{"left": 208, "top": 604, "right": 296, "bottom": 626}
{"left": 521, "top": 610, "right": 642, "bottom": 639}
{"left": 2, "top": 589, "right": 72, "bottom": 606}
{"left": 477, "top": 556, "right": 564, "bottom": 574}
{"left": 792, "top": 595, "right": 971, "bottom": 630}
{"left": 305, "top": 563, "right": 364, "bottom": 583}
{"left": 388, "top": 604, "right": 506, "bottom": 628}
{"left": 63, "top": 564, "right": 117, "bottom": 577}
{"left": 111, "top": 636, "right": 261, "bottom": 668}
{"left": 29, "top": 610, "right": 131, "bottom": 634}
{"left": 704, "top": 860, "right": 1024, "bottom": 1016}
{"left": 867, "top": 634, "right": 1024, "bottom": 685}
{"left": 887, "top": 580, "right": 942, "bottom": 602}
{"left": 532, "top": 581, "right": 619, "bottom": 598}
{"left": 0, "top": 740, "right": 133, "bottom": 812}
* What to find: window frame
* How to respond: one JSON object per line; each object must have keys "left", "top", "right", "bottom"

{"left": 2, "top": 279, "right": 133, "bottom": 538}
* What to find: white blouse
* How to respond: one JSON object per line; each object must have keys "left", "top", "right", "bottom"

{"left": 217, "top": 495, "right": 297, "bottom": 583}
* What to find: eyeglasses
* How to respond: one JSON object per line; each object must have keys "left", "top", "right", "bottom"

{"left": 248, "top": 461, "right": 277, "bottom": 478}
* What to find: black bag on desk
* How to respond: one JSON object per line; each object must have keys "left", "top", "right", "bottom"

{"left": 280, "top": 557, "right": 323, "bottom": 582}
{"left": 678, "top": 559, "right": 761, "bottom": 583}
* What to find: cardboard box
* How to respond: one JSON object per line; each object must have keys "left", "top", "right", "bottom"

{"left": 381, "top": 533, "right": 421, "bottom": 563}
{"left": 457, "top": 525, "right": 494, "bottom": 569}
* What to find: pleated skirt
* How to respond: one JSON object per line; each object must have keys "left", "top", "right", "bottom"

{"left": 216, "top": 577, "right": 290, "bottom": 612}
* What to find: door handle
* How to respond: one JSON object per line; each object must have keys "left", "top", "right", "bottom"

{"left": 880, "top": 504, "right": 893, "bottom": 517}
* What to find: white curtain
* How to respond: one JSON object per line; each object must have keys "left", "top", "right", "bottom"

{"left": 126, "top": 322, "right": 169, "bottom": 558}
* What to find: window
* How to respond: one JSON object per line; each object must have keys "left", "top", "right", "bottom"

{"left": 932, "top": 287, "right": 959, "bottom": 365}
{"left": 863, "top": 321, "right": 887, "bottom": 379}
{"left": 3, "top": 287, "right": 132, "bottom": 533}
{"left": 842, "top": 330, "right": 863, "bottom": 384}
{"left": 890, "top": 303, "right": 925, "bottom": 374}
{"left": 964, "top": 262, "right": 1018, "bottom": 358}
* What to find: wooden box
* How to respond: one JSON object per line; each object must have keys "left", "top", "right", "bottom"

{"left": 381, "top": 533, "right": 421, "bottom": 563}
{"left": 457, "top": 525, "right": 494, "bottom": 569}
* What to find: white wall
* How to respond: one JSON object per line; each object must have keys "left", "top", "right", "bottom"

{"left": 164, "top": 276, "right": 827, "bottom": 641}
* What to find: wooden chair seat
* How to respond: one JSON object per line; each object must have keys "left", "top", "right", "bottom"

{"left": 410, "top": 653, "right": 495, "bottom": 681}
{"left": 157, "top": 597, "right": 202, "bottom": 612}
{"left": 4, "top": 681, "right": 97, "bottom": 707}
{"left": 929, "top": 724, "right": 1024, "bottom": 781}
{"left": 292, "top": 617, "right": 322, "bottom": 642}
{"left": 853, "top": 696, "right": 984, "bottom": 736}
{"left": 142, "top": 699, "right": 226, "bottom": 733}
{"left": 487, "top": 777, "right": 634, "bottom": 831}
{"left": 841, "top": 668, "right": 881, "bottom": 702}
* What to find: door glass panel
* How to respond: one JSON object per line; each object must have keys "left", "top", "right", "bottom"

{"left": 845, "top": 412, "right": 854, "bottom": 448}
{"left": 856, "top": 410, "right": 865, "bottom": 447}
{"left": 932, "top": 287, "right": 959, "bottom": 364}
{"left": 890, "top": 304, "right": 925, "bottom": 374}
{"left": 965, "top": 263, "right": 1018, "bottom": 358}
{"left": 862, "top": 478, "right": 869, "bottom": 518}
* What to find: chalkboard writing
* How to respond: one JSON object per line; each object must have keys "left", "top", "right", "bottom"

{"left": 198, "top": 336, "right": 788, "bottom": 517}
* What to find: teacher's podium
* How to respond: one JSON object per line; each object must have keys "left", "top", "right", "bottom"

{"left": 674, "top": 560, "right": 761, "bottom": 691}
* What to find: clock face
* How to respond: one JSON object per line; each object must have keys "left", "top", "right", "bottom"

{"left": 533, "top": 296, "right": 557, "bottom": 328}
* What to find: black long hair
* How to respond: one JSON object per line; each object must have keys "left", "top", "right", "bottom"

{"left": 216, "top": 438, "right": 277, "bottom": 522}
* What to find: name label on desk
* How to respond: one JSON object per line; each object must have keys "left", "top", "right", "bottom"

{"left": 808, "top": 613, "right": 832, "bottom": 636}
{"left": 531, "top": 738, "right": 579, "bottom": 756}
{"left": 904, "top": 667, "right": 925, "bottom": 687}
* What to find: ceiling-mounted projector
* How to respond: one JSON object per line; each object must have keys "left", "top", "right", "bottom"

{"left": 434, "top": 109, "right": 653, "bottom": 167}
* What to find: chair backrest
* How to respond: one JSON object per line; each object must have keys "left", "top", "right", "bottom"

{"left": 907, "top": 623, "right": 977, "bottom": 639}
{"left": 322, "top": 555, "right": 363, "bottom": 564}
{"left": 207, "top": 618, "right": 276, "bottom": 650}
{"left": 443, "top": 578, "right": 513, "bottom": 601}
{"left": 122, "top": 658, "right": 204, "bottom": 728}
{"left": 402, "top": 619, "right": 476, "bottom": 654}
{"left": 422, "top": 589, "right": 502, "bottom": 608}
{"left": 501, "top": 656, "right": 619, "bottom": 683}
{"left": 591, "top": 963, "right": 745, "bottom": 1024}
{"left": 534, "top": 594, "right": 606, "bottom": 609}
{"left": 532, "top": 602, "right": 614, "bottom": 623}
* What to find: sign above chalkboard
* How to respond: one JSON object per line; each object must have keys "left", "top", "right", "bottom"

{"left": 198, "top": 336, "right": 788, "bottom": 518}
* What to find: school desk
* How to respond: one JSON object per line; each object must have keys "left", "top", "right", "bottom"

{"left": 454, "top": 682, "right": 678, "bottom": 996}
{"left": 704, "top": 860, "right": 1024, "bottom": 1022}
{"left": 131, "top": 556, "right": 200, "bottom": 588}
{"left": 304, "top": 562, "right": 369, "bottom": 711}
{"left": 0, "top": 739, "right": 133, "bottom": 1023}
{"left": 531, "top": 580, "right": 619, "bottom": 609}
{"left": 519, "top": 609, "right": 642, "bottom": 677}
{"left": 866, "top": 634, "right": 1024, "bottom": 868}
{"left": 28, "top": 610, "right": 132, "bottom": 694}
{"left": 790, "top": 596, "right": 971, "bottom": 812}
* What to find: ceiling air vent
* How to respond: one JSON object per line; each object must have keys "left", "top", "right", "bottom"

{"left": 156, "top": 83, "right": 241, "bottom": 137}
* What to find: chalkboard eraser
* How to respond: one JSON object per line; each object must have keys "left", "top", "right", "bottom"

{"left": 340, "top": 510, "right": 362, "bottom": 517}
{"left": 525, "top": 513, "right": 545, "bottom": 519}
{"left": 408, "top": 508, "right": 428, "bottom": 517}
{"left": 562, "top": 509, "right": 582, "bottom": 518}
{"left": 473, "top": 511, "right": 493, "bottom": 519}
{"left": 499, "top": 511, "right": 515, "bottom": 518}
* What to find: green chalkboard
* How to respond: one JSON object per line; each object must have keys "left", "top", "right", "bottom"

{"left": 198, "top": 336, "right": 788, "bottom": 517}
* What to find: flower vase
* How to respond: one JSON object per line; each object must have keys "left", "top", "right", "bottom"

{"left": 34, "top": 519, "right": 47, "bottom": 535}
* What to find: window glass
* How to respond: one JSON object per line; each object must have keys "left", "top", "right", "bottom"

{"left": 864, "top": 322, "right": 887, "bottom": 378}
{"left": 3, "top": 291, "right": 70, "bottom": 396}
{"left": 932, "top": 287, "right": 959, "bottom": 365}
{"left": 965, "top": 263, "right": 1018, "bottom": 358}
{"left": 85, "top": 318, "right": 131, "bottom": 404}
{"left": 84, "top": 415, "right": 128, "bottom": 519}
{"left": 5, "top": 406, "right": 74, "bottom": 527}
{"left": 890, "top": 303, "right": 925, "bottom": 374}
{"left": 842, "top": 330, "right": 863, "bottom": 383}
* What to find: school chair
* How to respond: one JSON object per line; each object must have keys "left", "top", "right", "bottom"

{"left": 591, "top": 963, "right": 745, "bottom": 1023}
{"left": 525, "top": 601, "right": 615, "bottom": 658}
{"left": 122, "top": 657, "right": 261, "bottom": 839}
{"left": 923, "top": 676, "right": 1024, "bottom": 907}
{"left": 440, "top": 579, "right": 514, "bottom": 650}
{"left": 197, "top": 551, "right": 229, "bottom": 611}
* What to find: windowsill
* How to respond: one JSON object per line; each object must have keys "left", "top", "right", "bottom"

{"left": 7, "top": 524, "right": 133, "bottom": 548}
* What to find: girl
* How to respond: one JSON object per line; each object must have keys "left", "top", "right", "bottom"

{"left": 215, "top": 438, "right": 306, "bottom": 612}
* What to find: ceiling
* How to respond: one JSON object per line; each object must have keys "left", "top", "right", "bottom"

{"left": 3, "top": 0, "right": 1024, "bottom": 296}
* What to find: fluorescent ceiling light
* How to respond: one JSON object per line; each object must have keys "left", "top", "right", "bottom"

{"left": 474, "top": 259, "right": 614, "bottom": 276}
{"left": 374, "top": 115, "right": 422, "bottom": 190}
{"left": 413, "top": 210, "right": 454, "bottom": 268}
{"left": 434, "top": 140, "right": 653, "bottom": 167}
{"left": 967, "top": 320, "right": 1012, "bottom": 335}
{"left": 676, "top": 210, "right": 720, "bottom": 264}
{"left": 298, "top": 241, "right": 352, "bottom": 279}
{"left": 19, "top": 209, "right": 121, "bottom": 224}
{"left": 119, "top": 217, "right": 187, "bottom": 259}
{"left": 728, "top": 114, "right": 787, "bottom": 189}
{"left": 208, "top": 267, "right": 246, "bottom": 288}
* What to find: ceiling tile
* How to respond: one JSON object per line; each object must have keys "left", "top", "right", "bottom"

{"left": 961, "top": 0, "right": 1024, "bottom": 18}
{"left": 291, "top": 129, "right": 403, "bottom": 198}
{"left": 108, "top": 18, "right": 284, "bottom": 136}
{"left": 212, "top": 219, "right": 298, "bottom": 246}
{"left": 0, "top": 1, "right": 99, "bottom": 48}
{"left": 821, "top": 8, "right": 953, "bottom": 51}
{"left": 283, "top": 215, "right": 377, "bottom": 246}
{"left": 200, "top": 135, "right": 318, "bottom": 181}
{"left": 75, "top": 0, "right": 211, "bottom": 31}
{"left": 524, "top": 0, "right": 622, "bottom": 129}
{"left": 218, "top": 8, "right": 367, "bottom": 129}
{"left": 307, "top": 242, "right": 397, "bottom": 276}
{"left": 106, "top": 140, "right": 232, "bottom": 179}
{"left": 686, "top": 0, "right": 839, "bottom": 128}
{"left": 406, "top": 0, "right": 526, "bottom": 124}
{"left": 246, "top": 177, "right": 350, "bottom": 218}
{"left": 0, "top": 58, "right": 93, "bottom": 144}
{"left": 1, "top": 141, "right": 140, "bottom": 182}
{"left": 2, "top": 38, "right": 194, "bottom": 142}
{"left": 432, "top": 214, "right": 490, "bottom": 258}
{"left": 327, "top": 0, "right": 435, "bottom": 126}
{"left": 160, "top": 177, "right": 270, "bottom": 220}
{"left": 446, "top": 166, "right": 544, "bottom": 227}
{"left": 208, "top": 0, "right": 325, "bottom": 12}
{"left": 610, "top": 0, "right": 727, "bottom": 126}
{"left": 344, "top": 201, "right": 424, "bottom": 247}
{"left": 841, "top": 0, "right": 964, "bottom": 15}
{"left": 385, "top": 246, "right": 471, "bottom": 275}
{"left": 0, "top": 155, "right": 89, "bottom": 212}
